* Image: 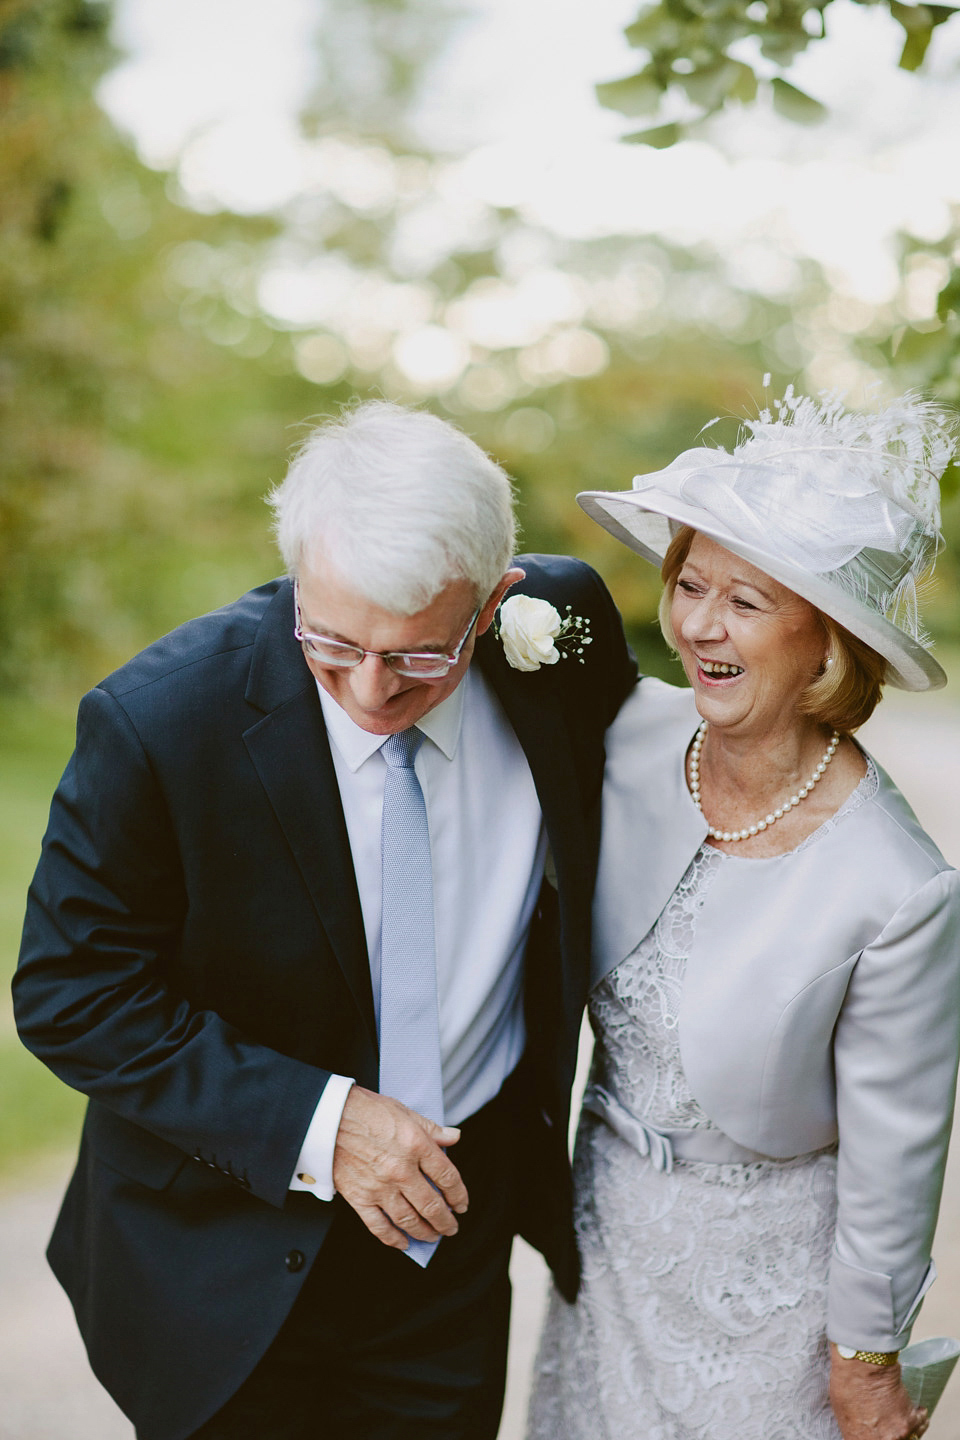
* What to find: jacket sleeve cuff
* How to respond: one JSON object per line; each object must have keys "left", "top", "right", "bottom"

{"left": 288, "top": 1074, "right": 355, "bottom": 1201}
{"left": 828, "top": 1252, "right": 937, "bottom": 1351}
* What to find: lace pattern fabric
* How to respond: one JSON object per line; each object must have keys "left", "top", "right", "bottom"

{"left": 527, "top": 765, "right": 878, "bottom": 1439}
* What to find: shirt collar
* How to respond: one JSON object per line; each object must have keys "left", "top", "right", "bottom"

{"left": 316, "top": 670, "right": 468, "bottom": 772}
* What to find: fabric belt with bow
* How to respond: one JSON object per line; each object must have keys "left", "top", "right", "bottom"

{"left": 581, "top": 1083, "right": 771, "bottom": 1172}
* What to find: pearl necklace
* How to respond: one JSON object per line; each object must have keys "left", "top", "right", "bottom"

{"left": 688, "top": 721, "right": 840, "bottom": 843}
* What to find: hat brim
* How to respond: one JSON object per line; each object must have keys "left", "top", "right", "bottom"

{"left": 578, "top": 484, "right": 946, "bottom": 692}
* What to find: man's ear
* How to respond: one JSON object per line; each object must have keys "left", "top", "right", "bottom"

{"left": 476, "top": 568, "right": 525, "bottom": 636}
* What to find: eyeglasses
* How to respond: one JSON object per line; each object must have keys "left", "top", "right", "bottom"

{"left": 294, "top": 581, "right": 482, "bottom": 679}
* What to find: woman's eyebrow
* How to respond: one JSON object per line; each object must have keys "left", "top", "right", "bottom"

{"left": 680, "top": 564, "right": 776, "bottom": 604}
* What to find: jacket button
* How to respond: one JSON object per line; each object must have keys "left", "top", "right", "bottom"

{"left": 285, "top": 1249, "right": 306, "bottom": 1273}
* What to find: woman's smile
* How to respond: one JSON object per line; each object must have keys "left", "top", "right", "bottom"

{"left": 696, "top": 657, "right": 745, "bottom": 680}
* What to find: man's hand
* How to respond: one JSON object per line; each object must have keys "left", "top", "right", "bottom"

{"left": 829, "top": 1346, "right": 929, "bottom": 1440}
{"left": 332, "top": 1086, "right": 469, "bottom": 1250}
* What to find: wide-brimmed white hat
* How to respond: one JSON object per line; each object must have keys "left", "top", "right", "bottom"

{"left": 578, "top": 389, "right": 957, "bottom": 691}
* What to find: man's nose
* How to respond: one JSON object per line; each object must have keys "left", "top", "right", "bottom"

{"left": 347, "top": 654, "right": 407, "bottom": 709}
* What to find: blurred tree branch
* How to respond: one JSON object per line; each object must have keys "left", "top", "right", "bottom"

{"left": 598, "top": 0, "right": 959, "bottom": 147}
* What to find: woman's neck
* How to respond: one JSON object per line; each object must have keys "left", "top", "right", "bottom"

{"left": 687, "top": 717, "right": 865, "bottom": 856}
{"left": 698, "top": 719, "right": 832, "bottom": 807}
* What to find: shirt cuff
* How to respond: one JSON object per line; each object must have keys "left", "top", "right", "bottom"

{"left": 288, "top": 1074, "right": 355, "bottom": 1201}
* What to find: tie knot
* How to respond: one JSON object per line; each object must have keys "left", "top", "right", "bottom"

{"left": 381, "top": 727, "right": 423, "bottom": 770}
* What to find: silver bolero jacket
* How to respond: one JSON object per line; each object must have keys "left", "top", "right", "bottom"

{"left": 593, "top": 678, "right": 960, "bottom": 1352}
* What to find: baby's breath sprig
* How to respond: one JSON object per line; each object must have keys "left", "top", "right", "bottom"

{"left": 556, "top": 606, "right": 592, "bottom": 664}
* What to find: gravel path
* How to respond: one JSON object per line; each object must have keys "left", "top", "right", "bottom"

{"left": 4, "top": 690, "right": 960, "bottom": 1439}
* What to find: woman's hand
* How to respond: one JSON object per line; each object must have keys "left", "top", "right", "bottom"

{"left": 829, "top": 1345, "right": 928, "bottom": 1440}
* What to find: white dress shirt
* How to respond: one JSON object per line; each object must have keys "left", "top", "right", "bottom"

{"left": 290, "top": 665, "right": 546, "bottom": 1200}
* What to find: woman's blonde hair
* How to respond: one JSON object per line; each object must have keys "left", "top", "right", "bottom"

{"left": 658, "top": 526, "right": 886, "bottom": 734}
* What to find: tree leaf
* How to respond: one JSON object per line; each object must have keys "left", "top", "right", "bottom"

{"left": 898, "top": 25, "right": 933, "bottom": 67}
{"left": 622, "top": 121, "right": 685, "bottom": 147}
{"left": 759, "top": 28, "right": 815, "bottom": 64}
{"left": 729, "top": 60, "right": 759, "bottom": 103}
{"left": 680, "top": 56, "right": 755, "bottom": 108}
{"left": 625, "top": 9, "right": 686, "bottom": 53}
{"left": 936, "top": 268, "right": 960, "bottom": 321}
{"left": 596, "top": 69, "right": 666, "bottom": 116}
{"left": 890, "top": 0, "right": 958, "bottom": 69}
{"left": 770, "top": 76, "right": 828, "bottom": 124}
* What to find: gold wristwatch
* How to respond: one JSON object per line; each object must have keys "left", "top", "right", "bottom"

{"left": 836, "top": 1345, "right": 899, "bottom": 1365}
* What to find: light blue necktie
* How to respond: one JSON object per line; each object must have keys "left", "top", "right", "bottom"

{"left": 379, "top": 727, "right": 444, "bottom": 1266}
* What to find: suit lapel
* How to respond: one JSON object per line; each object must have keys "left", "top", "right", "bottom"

{"left": 475, "top": 628, "right": 588, "bottom": 914}
{"left": 243, "top": 583, "right": 376, "bottom": 1047}
{"left": 475, "top": 626, "right": 592, "bottom": 1086}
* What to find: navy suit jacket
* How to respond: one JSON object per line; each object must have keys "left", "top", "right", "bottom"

{"left": 14, "top": 555, "right": 635, "bottom": 1440}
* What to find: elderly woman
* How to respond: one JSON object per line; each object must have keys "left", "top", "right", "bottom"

{"left": 528, "top": 392, "right": 960, "bottom": 1440}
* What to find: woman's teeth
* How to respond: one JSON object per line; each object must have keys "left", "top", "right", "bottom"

{"left": 700, "top": 660, "right": 744, "bottom": 676}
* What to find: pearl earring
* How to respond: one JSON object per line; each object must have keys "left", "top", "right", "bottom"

{"left": 824, "top": 655, "right": 834, "bottom": 669}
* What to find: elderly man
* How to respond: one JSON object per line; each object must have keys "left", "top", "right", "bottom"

{"left": 14, "top": 401, "right": 635, "bottom": 1440}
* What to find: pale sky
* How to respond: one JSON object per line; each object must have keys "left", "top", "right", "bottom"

{"left": 98, "top": 0, "right": 960, "bottom": 315}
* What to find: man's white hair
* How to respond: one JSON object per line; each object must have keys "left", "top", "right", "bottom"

{"left": 268, "top": 401, "right": 518, "bottom": 613}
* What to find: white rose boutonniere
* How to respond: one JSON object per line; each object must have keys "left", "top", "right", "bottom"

{"left": 497, "top": 594, "right": 592, "bottom": 672}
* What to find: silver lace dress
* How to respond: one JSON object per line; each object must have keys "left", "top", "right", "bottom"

{"left": 527, "top": 766, "right": 878, "bottom": 1440}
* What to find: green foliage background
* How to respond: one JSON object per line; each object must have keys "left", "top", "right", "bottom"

{"left": 1, "top": 0, "right": 959, "bottom": 1174}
